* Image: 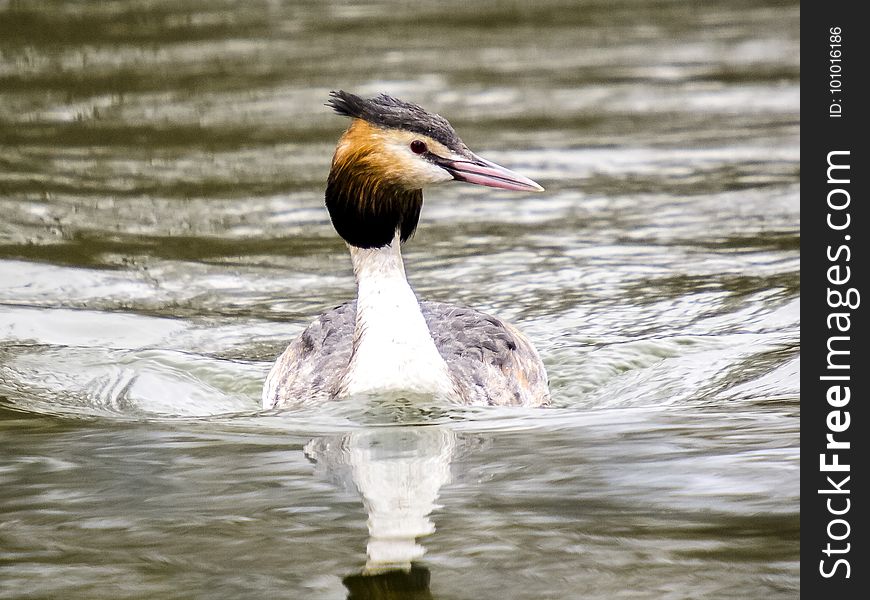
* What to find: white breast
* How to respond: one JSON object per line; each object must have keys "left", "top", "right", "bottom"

{"left": 339, "top": 235, "right": 458, "bottom": 400}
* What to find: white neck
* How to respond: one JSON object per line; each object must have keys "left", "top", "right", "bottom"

{"left": 340, "top": 232, "right": 457, "bottom": 399}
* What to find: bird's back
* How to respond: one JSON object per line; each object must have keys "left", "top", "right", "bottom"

{"left": 262, "top": 301, "right": 549, "bottom": 409}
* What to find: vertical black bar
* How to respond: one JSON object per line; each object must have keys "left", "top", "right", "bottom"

{"left": 802, "top": 2, "right": 868, "bottom": 597}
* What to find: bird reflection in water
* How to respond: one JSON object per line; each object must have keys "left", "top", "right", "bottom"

{"left": 343, "top": 565, "right": 433, "bottom": 600}
{"left": 304, "top": 425, "right": 459, "bottom": 599}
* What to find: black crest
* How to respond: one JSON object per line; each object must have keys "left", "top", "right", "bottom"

{"left": 327, "top": 90, "right": 464, "bottom": 150}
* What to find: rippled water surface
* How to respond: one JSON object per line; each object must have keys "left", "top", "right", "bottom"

{"left": 1, "top": 1, "right": 799, "bottom": 598}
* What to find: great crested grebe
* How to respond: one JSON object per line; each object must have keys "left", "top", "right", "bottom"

{"left": 263, "top": 91, "right": 549, "bottom": 409}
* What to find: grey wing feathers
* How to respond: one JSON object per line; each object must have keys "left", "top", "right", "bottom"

{"left": 263, "top": 300, "right": 549, "bottom": 409}
{"left": 262, "top": 302, "right": 356, "bottom": 408}
{"left": 420, "top": 302, "right": 550, "bottom": 407}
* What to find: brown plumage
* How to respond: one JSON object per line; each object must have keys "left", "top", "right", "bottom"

{"left": 326, "top": 121, "right": 424, "bottom": 248}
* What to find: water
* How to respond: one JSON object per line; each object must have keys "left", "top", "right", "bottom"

{"left": 0, "top": 1, "right": 799, "bottom": 598}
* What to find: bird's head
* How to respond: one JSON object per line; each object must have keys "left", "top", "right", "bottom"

{"left": 324, "top": 91, "right": 543, "bottom": 249}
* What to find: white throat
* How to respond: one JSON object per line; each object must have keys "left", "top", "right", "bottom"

{"left": 340, "top": 232, "right": 457, "bottom": 399}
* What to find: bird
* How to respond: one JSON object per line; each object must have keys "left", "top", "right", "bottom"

{"left": 263, "top": 91, "right": 549, "bottom": 409}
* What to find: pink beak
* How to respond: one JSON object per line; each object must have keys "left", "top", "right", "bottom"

{"left": 439, "top": 153, "right": 544, "bottom": 192}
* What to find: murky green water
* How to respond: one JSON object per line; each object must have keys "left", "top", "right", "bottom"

{"left": 1, "top": 1, "right": 799, "bottom": 598}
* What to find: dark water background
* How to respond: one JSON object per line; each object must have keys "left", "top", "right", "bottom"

{"left": 1, "top": 1, "right": 799, "bottom": 598}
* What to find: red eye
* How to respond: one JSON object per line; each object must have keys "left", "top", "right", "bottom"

{"left": 410, "top": 140, "right": 427, "bottom": 154}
